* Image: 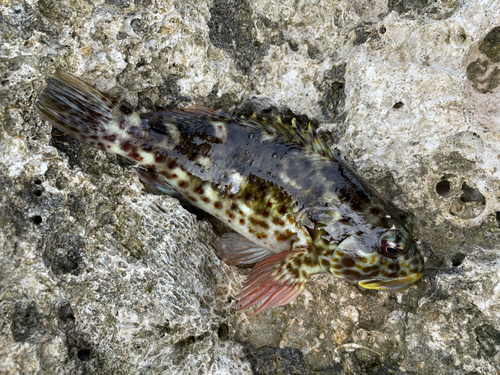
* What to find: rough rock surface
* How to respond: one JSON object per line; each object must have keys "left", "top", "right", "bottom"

{"left": 1, "top": 0, "right": 500, "bottom": 373}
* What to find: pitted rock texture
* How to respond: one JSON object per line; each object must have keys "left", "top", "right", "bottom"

{"left": 1, "top": 0, "right": 500, "bottom": 374}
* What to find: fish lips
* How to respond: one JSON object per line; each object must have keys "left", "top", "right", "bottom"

{"left": 358, "top": 272, "right": 424, "bottom": 292}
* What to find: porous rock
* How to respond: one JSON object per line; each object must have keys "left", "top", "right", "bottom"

{"left": 1, "top": 0, "right": 499, "bottom": 373}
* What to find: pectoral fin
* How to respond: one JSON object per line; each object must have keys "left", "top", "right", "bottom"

{"left": 234, "top": 249, "right": 323, "bottom": 317}
{"left": 217, "top": 233, "right": 274, "bottom": 265}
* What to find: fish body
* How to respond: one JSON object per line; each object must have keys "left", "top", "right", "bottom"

{"left": 37, "top": 72, "right": 424, "bottom": 316}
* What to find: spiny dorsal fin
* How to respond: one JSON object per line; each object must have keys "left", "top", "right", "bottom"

{"left": 184, "top": 104, "right": 220, "bottom": 117}
{"left": 235, "top": 114, "right": 338, "bottom": 162}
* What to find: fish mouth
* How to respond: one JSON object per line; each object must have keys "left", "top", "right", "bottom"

{"left": 358, "top": 272, "right": 423, "bottom": 292}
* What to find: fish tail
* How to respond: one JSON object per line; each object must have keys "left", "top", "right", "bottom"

{"left": 36, "top": 71, "right": 119, "bottom": 139}
{"left": 36, "top": 71, "right": 147, "bottom": 157}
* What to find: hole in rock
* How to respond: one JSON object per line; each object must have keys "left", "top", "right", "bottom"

{"left": 31, "top": 216, "right": 42, "bottom": 225}
{"left": 58, "top": 302, "right": 75, "bottom": 322}
{"left": 460, "top": 182, "right": 486, "bottom": 204}
{"left": 393, "top": 101, "right": 404, "bottom": 109}
{"left": 379, "top": 26, "right": 386, "bottom": 34}
{"left": 496, "top": 211, "right": 500, "bottom": 227}
{"left": 218, "top": 323, "right": 229, "bottom": 341}
{"left": 77, "top": 349, "right": 91, "bottom": 361}
{"left": 33, "top": 190, "right": 42, "bottom": 197}
{"left": 452, "top": 253, "right": 466, "bottom": 267}
{"left": 436, "top": 180, "right": 451, "bottom": 196}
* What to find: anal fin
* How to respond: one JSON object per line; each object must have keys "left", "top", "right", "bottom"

{"left": 134, "top": 168, "right": 183, "bottom": 199}
{"left": 218, "top": 233, "right": 274, "bottom": 266}
{"left": 234, "top": 249, "right": 322, "bottom": 317}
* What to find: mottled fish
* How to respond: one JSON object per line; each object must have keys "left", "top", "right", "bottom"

{"left": 36, "top": 71, "right": 424, "bottom": 316}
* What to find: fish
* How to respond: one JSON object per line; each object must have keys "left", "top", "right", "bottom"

{"left": 36, "top": 71, "right": 425, "bottom": 317}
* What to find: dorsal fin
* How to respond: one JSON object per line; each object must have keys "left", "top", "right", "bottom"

{"left": 184, "top": 104, "right": 220, "bottom": 117}
{"left": 235, "top": 114, "right": 338, "bottom": 162}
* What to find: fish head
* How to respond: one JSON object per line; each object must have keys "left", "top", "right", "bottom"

{"left": 315, "top": 209, "right": 424, "bottom": 292}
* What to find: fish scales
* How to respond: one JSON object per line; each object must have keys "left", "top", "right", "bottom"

{"left": 36, "top": 71, "right": 425, "bottom": 316}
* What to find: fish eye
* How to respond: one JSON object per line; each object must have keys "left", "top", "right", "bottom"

{"left": 380, "top": 229, "right": 407, "bottom": 257}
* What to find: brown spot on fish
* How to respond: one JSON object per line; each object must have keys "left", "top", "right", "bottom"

{"left": 188, "top": 196, "right": 197, "bottom": 202}
{"left": 262, "top": 210, "right": 269, "bottom": 217}
{"left": 286, "top": 263, "right": 299, "bottom": 278}
{"left": 128, "top": 151, "right": 141, "bottom": 160}
{"left": 249, "top": 228, "right": 254, "bottom": 233}
{"left": 155, "top": 153, "right": 166, "bottom": 163}
{"left": 321, "top": 259, "right": 330, "bottom": 267}
{"left": 239, "top": 219, "right": 245, "bottom": 224}
{"left": 388, "top": 263, "right": 400, "bottom": 271}
{"left": 323, "top": 249, "right": 335, "bottom": 257}
{"left": 202, "top": 197, "right": 210, "bottom": 203}
{"left": 343, "top": 269, "right": 361, "bottom": 280}
{"left": 262, "top": 233, "right": 267, "bottom": 238}
{"left": 193, "top": 185, "right": 204, "bottom": 195}
{"left": 229, "top": 213, "right": 235, "bottom": 219}
{"left": 293, "top": 258, "right": 302, "bottom": 267}
{"left": 179, "top": 181, "right": 188, "bottom": 188}
{"left": 362, "top": 265, "right": 379, "bottom": 273}
{"left": 278, "top": 205, "right": 287, "bottom": 215}
{"left": 214, "top": 202, "right": 222, "bottom": 209}
{"left": 249, "top": 217, "right": 269, "bottom": 229}
{"left": 341, "top": 258, "right": 356, "bottom": 268}
{"left": 121, "top": 140, "right": 133, "bottom": 151}
{"left": 168, "top": 160, "right": 177, "bottom": 169}
{"left": 332, "top": 264, "right": 342, "bottom": 270}
{"left": 303, "top": 256, "right": 316, "bottom": 267}
{"left": 276, "top": 229, "right": 295, "bottom": 242}
{"left": 245, "top": 193, "right": 252, "bottom": 201}
{"left": 365, "top": 270, "right": 380, "bottom": 278}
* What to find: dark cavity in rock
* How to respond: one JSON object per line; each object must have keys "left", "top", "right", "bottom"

{"left": 460, "top": 182, "right": 485, "bottom": 204}
{"left": 435, "top": 179, "right": 451, "bottom": 197}
{"left": 208, "top": 0, "right": 269, "bottom": 74}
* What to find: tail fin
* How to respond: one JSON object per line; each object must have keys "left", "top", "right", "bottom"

{"left": 36, "top": 71, "right": 117, "bottom": 140}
